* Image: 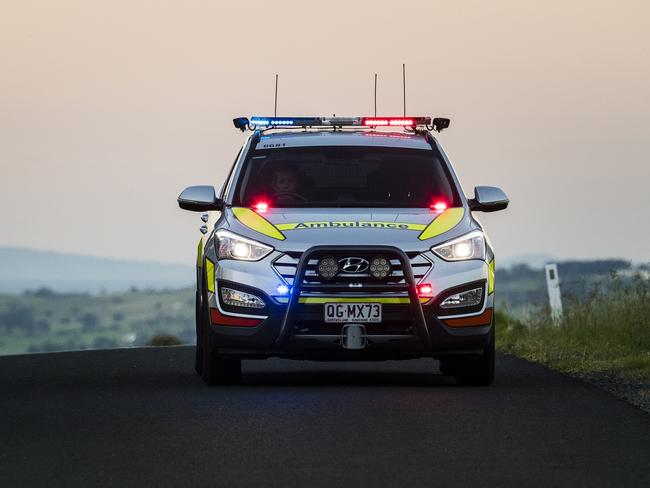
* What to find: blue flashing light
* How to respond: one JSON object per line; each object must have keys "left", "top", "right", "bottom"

{"left": 251, "top": 117, "right": 295, "bottom": 127}
{"left": 250, "top": 117, "right": 270, "bottom": 126}
{"left": 276, "top": 284, "right": 291, "bottom": 295}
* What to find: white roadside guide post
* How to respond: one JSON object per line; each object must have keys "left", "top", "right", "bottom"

{"left": 545, "top": 263, "right": 563, "bottom": 323}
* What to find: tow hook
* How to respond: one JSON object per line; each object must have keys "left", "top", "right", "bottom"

{"left": 341, "top": 324, "right": 367, "bottom": 350}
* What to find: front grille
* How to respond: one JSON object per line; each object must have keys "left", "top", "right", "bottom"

{"left": 272, "top": 251, "right": 432, "bottom": 287}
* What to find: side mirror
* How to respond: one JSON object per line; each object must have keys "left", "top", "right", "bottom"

{"left": 468, "top": 186, "right": 509, "bottom": 212}
{"left": 177, "top": 186, "right": 223, "bottom": 212}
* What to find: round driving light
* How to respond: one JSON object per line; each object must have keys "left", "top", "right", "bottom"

{"left": 317, "top": 256, "right": 339, "bottom": 280}
{"left": 231, "top": 241, "right": 251, "bottom": 258}
{"left": 452, "top": 241, "right": 472, "bottom": 259}
{"left": 369, "top": 256, "right": 391, "bottom": 280}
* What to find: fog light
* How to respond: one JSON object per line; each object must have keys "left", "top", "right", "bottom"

{"left": 440, "top": 287, "right": 483, "bottom": 309}
{"left": 221, "top": 287, "right": 265, "bottom": 308}
{"left": 369, "top": 256, "right": 391, "bottom": 280}
{"left": 317, "top": 256, "right": 339, "bottom": 280}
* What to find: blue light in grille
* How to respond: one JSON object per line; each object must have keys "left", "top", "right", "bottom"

{"left": 276, "top": 284, "right": 291, "bottom": 295}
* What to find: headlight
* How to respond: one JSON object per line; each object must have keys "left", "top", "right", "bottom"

{"left": 216, "top": 230, "right": 273, "bottom": 261}
{"left": 431, "top": 230, "right": 485, "bottom": 261}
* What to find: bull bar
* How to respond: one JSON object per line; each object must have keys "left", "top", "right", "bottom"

{"left": 273, "top": 246, "right": 432, "bottom": 350}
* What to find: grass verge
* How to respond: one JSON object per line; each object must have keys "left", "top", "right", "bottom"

{"left": 496, "top": 278, "right": 650, "bottom": 382}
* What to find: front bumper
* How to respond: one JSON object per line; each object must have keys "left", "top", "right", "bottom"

{"left": 207, "top": 245, "right": 493, "bottom": 359}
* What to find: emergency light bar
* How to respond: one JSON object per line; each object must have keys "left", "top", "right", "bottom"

{"left": 248, "top": 116, "right": 433, "bottom": 128}
{"left": 232, "top": 116, "right": 451, "bottom": 132}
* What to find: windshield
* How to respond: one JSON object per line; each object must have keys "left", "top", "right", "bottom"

{"left": 234, "top": 145, "right": 460, "bottom": 208}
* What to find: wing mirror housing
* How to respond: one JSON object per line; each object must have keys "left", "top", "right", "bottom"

{"left": 468, "top": 186, "right": 509, "bottom": 212}
{"left": 177, "top": 186, "right": 223, "bottom": 212}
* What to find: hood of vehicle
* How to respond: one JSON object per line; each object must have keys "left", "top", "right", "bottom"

{"left": 224, "top": 207, "right": 472, "bottom": 252}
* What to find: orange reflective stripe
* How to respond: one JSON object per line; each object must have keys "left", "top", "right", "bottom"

{"left": 443, "top": 308, "right": 493, "bottom": 327}
{"left": 210, "top": 308, "right": 262, "bottom": 327}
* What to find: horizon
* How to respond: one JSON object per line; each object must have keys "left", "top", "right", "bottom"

{"left": 0, "top": 244, "right": 641, "bottom": 297}
{"left": 1, "top": 243, "right": 645, "bottom": 269}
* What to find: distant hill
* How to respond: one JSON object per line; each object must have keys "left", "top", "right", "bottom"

{"left": 0, "top": 247, "right": 193, "bottom": 295}
{"left": 496, "top": 259, "right": 637, "bottom": 312}
{"left": 499, "top": 253, "right": 558, "bottom": 269}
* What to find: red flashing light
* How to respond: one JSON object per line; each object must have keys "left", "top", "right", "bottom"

{"left": 430, "top": 201, "right": 448, "bottom": 213}
{"left": 362, "top": 117, "right": 415, "bottom": 127}
{"left": 389, "top": 118, "right": 415, "bottom": 126}
{"left": 363, "top": 118, "right": 389, "bottom": 126}
{"left": 417, "top": 283, "right": 433, "bottom": 296}
{"left": 253, "top": 201, "right": 269, "bottom": 213}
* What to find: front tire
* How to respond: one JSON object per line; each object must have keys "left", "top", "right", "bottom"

{"left": 201, "top": 339, "right": 242, "bottom": 386}
{"left": 195, "top": 290, "right": 204, "bottom": 375}
{"left": 197, "top": 272, "right": 242, "bottom": 386}
{"left": 439, "top": 326, "right": 495, "bottom": 386}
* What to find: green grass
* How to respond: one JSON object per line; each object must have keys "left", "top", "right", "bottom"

{"left": 496, "top": 278, "right": 650, "bottom": 381}
{"left": 0, "top": 288, "right": 195, "bottom": 355}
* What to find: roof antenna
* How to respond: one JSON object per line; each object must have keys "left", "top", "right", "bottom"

{"left": 374, "top": 73, "right": 378, "bottom": 117}
{"left": 274, "top": 74, "right": 279, "bottom": 117}
{"left": 402, "top": 63, "right": 406, "bottom": 117}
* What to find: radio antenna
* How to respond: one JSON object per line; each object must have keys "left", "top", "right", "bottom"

{"left": 274, "top": 74, "right": 279, "bottom": 117}
{"left": 374, "top": 73, "right": 378, "bottom": 116}
{"left": 402, "top": 64, "right": 406, "bottom": 116}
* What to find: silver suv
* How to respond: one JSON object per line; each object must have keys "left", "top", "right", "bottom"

{"left": 178, "top": 116, "right": 509, "bottom": 386}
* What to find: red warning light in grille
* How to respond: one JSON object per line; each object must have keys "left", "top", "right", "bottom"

{"left": 417, "top": 283, "right": 433, "bottom": 296}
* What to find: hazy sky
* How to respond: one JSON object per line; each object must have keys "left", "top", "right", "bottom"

{"left": 1, "top": 0, "right": 649, "bottom": 264}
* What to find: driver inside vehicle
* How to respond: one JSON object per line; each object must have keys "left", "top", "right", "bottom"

{"left": 271, "top": 166, "right": 306, "bottom": 203}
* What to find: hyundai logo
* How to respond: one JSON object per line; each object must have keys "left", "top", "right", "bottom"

{"left": 338, "top": 257, "right": 369, "bottom": 274}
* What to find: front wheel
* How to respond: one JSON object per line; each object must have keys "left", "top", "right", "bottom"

{"left": 197, "top": 277, "right": 242, "bottom": 386}
{"left": 195, "top": 290, "right": 203, "bottom": 375}
{"left": 201, "top": 342, "right": 242, "bottom": 386}
{"left": 440, "top": 327, "right": 495, "bottom": 386}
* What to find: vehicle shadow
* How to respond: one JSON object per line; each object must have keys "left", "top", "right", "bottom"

{"left": 240, "top": 369, "right": 457, "bottom": 387}
{"left": 239, "top": 359, "right": 458, "bottom": 387}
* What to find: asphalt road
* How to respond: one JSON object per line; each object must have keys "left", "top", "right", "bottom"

{"left": 1, "top": 347, "right": 649, "bottom": 487}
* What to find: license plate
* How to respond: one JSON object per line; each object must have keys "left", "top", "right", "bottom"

{"left": 324, "top": 303, "right": 382, "bottom": 323}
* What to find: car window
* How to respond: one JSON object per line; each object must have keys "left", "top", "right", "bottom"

{"left": 234, "top": 145, "right": 460, "bottom": 208}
